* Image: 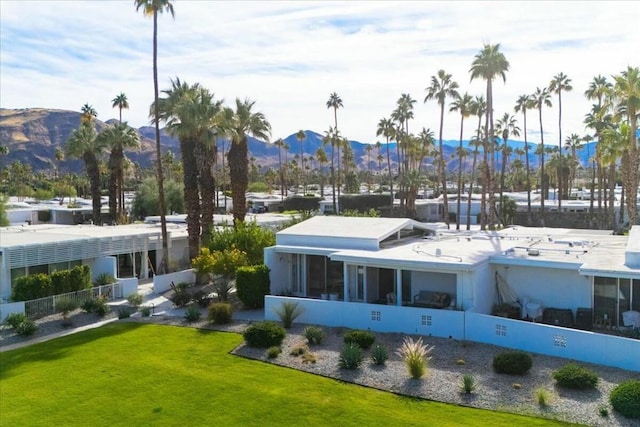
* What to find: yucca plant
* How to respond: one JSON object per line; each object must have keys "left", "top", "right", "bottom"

{"left": 273, "top": 302, "right": 304, "bottom": 329}
{"left": 460, "top": 374, "right": 477, "bottom": 394}
{"left": 396, "top": 336, "right": 434, "bottom": 379}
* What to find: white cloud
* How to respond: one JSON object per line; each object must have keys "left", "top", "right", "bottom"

{"left": 1, "top": 0, "right": 638, "bottom": 146}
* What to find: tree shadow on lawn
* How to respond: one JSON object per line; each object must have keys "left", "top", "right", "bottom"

{"left": 0, "top": 322, "right": 146, "bottom": 380}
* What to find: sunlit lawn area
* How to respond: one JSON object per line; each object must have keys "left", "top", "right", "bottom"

{"left": 1, "top": 323, "right": 572, "bottom": 426}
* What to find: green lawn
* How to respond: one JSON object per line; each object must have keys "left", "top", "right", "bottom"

{"left": 0, "top": 323, "right": 572, "bottom": 426}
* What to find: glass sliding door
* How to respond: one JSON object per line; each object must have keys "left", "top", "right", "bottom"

{"left": 593, "top": 277, "right": 617, "bottom": 325}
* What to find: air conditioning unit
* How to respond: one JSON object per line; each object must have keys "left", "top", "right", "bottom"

{"left": 527, "top": 248, "right": 540, "bottom": 256}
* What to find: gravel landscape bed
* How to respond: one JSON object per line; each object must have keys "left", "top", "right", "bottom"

{"left": 2, "top": 311, "right": 639, "bottom": 426}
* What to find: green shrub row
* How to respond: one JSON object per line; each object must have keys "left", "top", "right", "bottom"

{"left": 492, "top": 351, "right": 532, "bottom": 375}
{"left": 235, "top": 265, "right": 270, "bottom": 309}
{"left": 343, "top": 330, "right": 376, "bottom": 349}
{"left": 11, "top": 265, "right": 92, "bottom": 302}
{"left": 243, "top": 321, "right": 286, "bottom": 348}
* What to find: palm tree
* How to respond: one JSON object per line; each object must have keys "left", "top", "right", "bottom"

{"left": 97, "top": 122, "right": 140, "bottom": 223}
{"left": 326, "top": 92, "right": 343, "bottom": 213}
{"left": 322, "top": 127, "right": 337, "bottom": 212}
{"left": 449, "top": 92, "right": 473, "bottom": 229}
{"left": 365, "top": 143, "right": 373, "bottom": 192}
{"left": 564, "top": 133, "right": 582, "bottom": 195}
{"left": 391, "top": 94, "right": 417, "bottom": 210}
{"left": 376, "top": 117, "right": 395, "bottom": 207}
{"left": 135, "top": 0, "right": 174, "bottom": 274}
{"left": 425, "top": 70, "right": 460, "bottom": 227}
{"left": 495, "top": 113, "right": 520, "bottom": 224}
{"left": 66, "top": 122, "right": 106, "bottom": 224}
{"left": 225, "top": 98, "right": 271, "bottom": 224}
{"left": 612, "top": 66, "right": 640, "bottom": 225}
{"left": 549, "top": 72, "right": 573, "bottom": 206}
{"left": 469, "top": 43, "right": 509, "bottom": 229}
{"left": 531, "top": 86, "right": 552, "bottom": 219}
{"left": 80, "top": 103, "right": 97, "bottom": 124}
{"left": 514, "top": 94, "right": 534, "bottom": 220}
{"left": 155, "top": 79, "right": 222, "bottom": 258}
{"left": 296, "top": 130, "right": 306, "bottom": 194}
{"left": 584, "top": 75, "right": 613, "bottom": 220}
{"left": 468, "top": 96, "right": 486, "bottom": 229}
{"left": 111, "top": 92, "right": 129, "bottom": 123}
{"left": 274, "top": 138, "right": 285, "bottom": 200}
{"left": 315, "top": 147, "right": 328, "bottom": 198}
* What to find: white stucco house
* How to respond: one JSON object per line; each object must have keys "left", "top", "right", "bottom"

{"left": 0, "top": 223, "right": 191, "bottom": 303}
{"left": 264, "top": 216, "right": 640, "bottom": 371}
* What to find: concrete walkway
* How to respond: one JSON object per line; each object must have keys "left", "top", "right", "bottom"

{"left": 1, "top": 282, "right": 265, "bottom": 353}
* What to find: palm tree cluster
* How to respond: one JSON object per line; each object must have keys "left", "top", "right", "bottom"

{"left": 66, "top": 101, "right": 140, "bottom": 225}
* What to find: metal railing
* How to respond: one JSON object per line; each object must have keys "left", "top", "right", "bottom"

{"left": 24, "top": 283, "right": 122, "bottom": 319}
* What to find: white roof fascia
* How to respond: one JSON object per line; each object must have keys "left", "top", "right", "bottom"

{"left": 489, "top": 256, "right": 583, "bottom": 271}
{"left": 329, "top": 252, "right": 475, "bottom": 272}
{"left": 273, "top": 245, "right": 342, "bottom": 257}
{"left": 579, "top": 265, "right": 640, "bottom": 280}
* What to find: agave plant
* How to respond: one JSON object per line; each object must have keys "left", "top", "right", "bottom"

{"left": 273, "top": 301, "right": 304, "bottom": 328}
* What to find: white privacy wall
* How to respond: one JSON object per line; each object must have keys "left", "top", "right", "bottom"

{"left": 494, "top": 265, "right": 591, "bottom": 312}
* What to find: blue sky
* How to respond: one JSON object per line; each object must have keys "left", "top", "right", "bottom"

{"left": 0, "top": 1, "right": 638, "bottom": 145}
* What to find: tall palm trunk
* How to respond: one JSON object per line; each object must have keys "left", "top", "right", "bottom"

{"left": 386, "top": 137, "right": 393, "bottom": 213}
{"left": 229, "top": 136, "right": 249, "bottom": 223}
{"left": 467, "top": 116, "right": 482, "bottom": 230}
{"left": 438, "top": 104, "right": 449, "bottom": 227}
{"left": 330, "top": 139, "right": 336, "bottom": 214}
{"left": 456, "top": 114, "right": 465, "bottom": 230}
{"left": 523, "top": 109, "right": 531, "bottom": 222}
{"left": 85, "top": 153, "right": 102, "bottom": 225}
{"left": 557, "top": 91, "right": 563, "bottom": 212}
{"left": 152, "top": 11, "right": 169, "bottom": 273}
{"left": 538, "top": 106, "right": 546, "bottom": 224}
{"left": 198, "top": 142, "right": 216, "bottom": 245}
{"left": 487, "top": 79, "right": 497, "bottom": 229}
{"left": 181, "top": 137, "right": 200, "bottom": 260}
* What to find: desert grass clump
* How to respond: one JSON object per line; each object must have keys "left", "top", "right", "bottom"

{"left": 371, "top": 344, "right": 389, "bottom": 366}
{"left": 55, "top": 297, "right": 78, "bottom": 327}
{"left": 290, "top": 343, "right": 309, "bottom": 356}
{"left": 266, "top": 346, "right": 281, "bottom": 359}
{"left": 535, "top": 388, "right": 553, "bottom": 408}
{"left": 598, "top": 405, "right": 609, "bottom": 418}
{"left": 301, "top": 351, "right": 317, "bottom": 364}
{"left": 396, "top": 336, "right": 434, "bottom": 379}
{"left": 304, "top": 326, "right": 325, "bottom": 345}
{"left": 512, "top": 383, "right": 522, "bottom": 390}
{"left": 456, "top": 359, "right": 465, "bottom": 366}
{"left": 126, "top": 293, "right": 144, "bottom": 308}
{"left": 273, "top": 302, "right": 304, "bottom": 328}
{"left": 460, "top": 374, "right": 477, "bottom": 394}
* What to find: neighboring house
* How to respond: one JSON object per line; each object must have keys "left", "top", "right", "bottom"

{"left": 264, "top": 216, "right": 640, "bottom": 371}
{"left": 0, "top": 223, "right": 190, "bottom": 302}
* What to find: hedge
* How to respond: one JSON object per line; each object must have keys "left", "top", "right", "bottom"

{"left": 236, "top": 264, "right": 270, "bottom": 309}
{"left": 11, "top": 265, "right": 92, "bottom": 302}
{"left": 339, "top": 194, "right": 392, "bottom": 212}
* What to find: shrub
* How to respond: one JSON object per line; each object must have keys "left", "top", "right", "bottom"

{"left": 184, "top": 306, "right": 202, "bottom": 323}
{"left": 290, "top": 343, "right": 309, "bottom": 356}
{"left": 371, "top": 344, "right": 389, "bottom": 366}
{"left": 94, "top": 272, "right": 116, "bottom": 286}
{"left": 15, "top": 319, "right": 37, "bottom": 336}
{"left": 94, "top": 296, "right": 109, "bottom": 317}
{"left": 493, "top": 351, "right": 533, "bottom": 375}
{"left": 513, "top": 383, "right": 522, "bottom": 390}
{"left": 192, "top": 290, "right": 211, "bottom": 308}
{"left": 11, "top": 273, "right": 51, "bottom": 302}
{"left": 55, "top": 297, "right": 78, "bottom": 326}
{"left": 126, "top": 293, "right": 144, "bottom": 308}
{"left": 4, "top": 312, "right": 28, "bottom": 329}
{"left": 599, "top": 405, "right": 609, "bottom": 417}
{"left": 235, "top": 265, "right": 270, "bottom": 309}
{"left": 396, "top": 336, "right": 434, "bottom": 379}
{"left": 610, "top": 380, "right": 640, "bottom": 419}
{"left": 535, "top": 388, "right": 552, "bottom": 407}
{"left": 460, "top": 374, "right": 477, "bottom": 394}
{"left": 343, "top": 330, "right": 375, "bottom": 350}
{"left": 456, "top": 359, "right": 466, "bottom": 366}
{"left": 118, "top": 308, "right": 132, "bottom": 319}
{"left": 243, "top": 321, "right": 286, "bottom": 348}
{"left": 339, "top": 343, "right": 364, "bottom": 370}
{"left": 273, "top": 302, "right": 304, "bottom": 328}
{"left": 304, "top": 326, "right": 325, "bottom": 345}
{"left": 140, "top": 306, "right": 151, "bottom": 317}
{"left": 207, "top": 302, "right": 233, "bottom": 324}
{"left": 552, "top": 363, "right": 598, "bottom": 389}
{"left": 176, "top": 282, "right": 192, "bottom": 292}
{"left": 267, "top": 346, "right": 281, "bottom": 359}
{"left": 302, "top": 351, "right": 317, "bottom": 364}
{"left": 171, "top": 291, "right": 192, "bottom": 307}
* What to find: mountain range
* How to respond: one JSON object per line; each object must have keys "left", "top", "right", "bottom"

{"left": 0, "top": 108, "right": 597, "bottom": 175}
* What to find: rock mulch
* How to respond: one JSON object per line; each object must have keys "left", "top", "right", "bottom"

{"left": 2, "top": 309, "right": 639, "bottom": 426}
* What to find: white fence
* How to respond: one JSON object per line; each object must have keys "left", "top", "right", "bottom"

{"left": 265, "top": 296, "right": 640, "bottom": 372}
{"left": 153, "top": 269, "right": 196, "bottom": 294}
{"left": 23, "top": 283, "right": 122, "bottom": 319}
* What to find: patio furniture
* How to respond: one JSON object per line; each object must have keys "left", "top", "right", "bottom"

{"left": 575, "top": 307, "right": 593, "bottom": 331}
{"left": 622, "top": 310, "right": 640, "bottom": 328}
{"left": 413, "top": 291, "right": 451, "bottom": 309}
{"left": 386, "top": 292, "right": 396, "bottom": 305}
{"left": 542, "top": 308, "right": 574, "bottom": 328}
{"left": 524, "top": 302, "right": 543, "bottom": 322}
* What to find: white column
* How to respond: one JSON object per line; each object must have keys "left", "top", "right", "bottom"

{"left": 396, "top": 268, "right": 402, "bottom": 306}
{"left": 343, "top": 263, "right": 349, "bottom": 302}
